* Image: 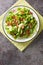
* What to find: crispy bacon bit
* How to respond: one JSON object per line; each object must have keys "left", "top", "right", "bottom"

{"left": 12, "top": 15, "right": 18, "bottom": 20}
{"left": 11, "top": 15, "right": 18, "bottom": 26}
{"left": 26, "top": 30, "right": 30, "bottom": 35}
{"left": 12, "top": 16, "right": 15, "bottom": 19}
{"left": 7, "top": 22, "right": 11, "bottom": 26}
{"left": 20, "top": 18, "right": 25, "bottom": 21}
{"left": 16, "top": 20, "right": 18, "bottom": 26}
{"left": 29, "top": 12, "right": 33, "bottom": 14}
{"left": 20, "top": 18, "right": 23, "bottom": 21}
{"left": 12, "top": 19, "right": 18, "bottom": 26}
{"left": 7, "top": 19, "right": 18, "bottom": 26}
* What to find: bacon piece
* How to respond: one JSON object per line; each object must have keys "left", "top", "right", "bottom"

{"left": 12, "top": 16, "right": 15, "bottom": 19}
{"left": 26, "top": 30, "right": 30, "bottom": 35}
{"left": 20, "top": 18, "right": 25, "bottom": 22}
{"left": 29, "top": 12, "right": 33, "bottom": 14}
{"left": 7, "top": 22, "right": 11, "bottom": 26}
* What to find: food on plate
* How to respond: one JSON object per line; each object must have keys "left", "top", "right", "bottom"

{"left": 5, "top": 7, "right": 37, "bottom": 39}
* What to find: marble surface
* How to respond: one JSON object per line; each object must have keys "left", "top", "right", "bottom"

{"left": 0, "top": 0, "right": 43, "bottom": 65}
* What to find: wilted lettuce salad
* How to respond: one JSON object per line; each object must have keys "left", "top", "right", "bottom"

{"left": 5, "top": 7, "right": 37, "bottom": 39}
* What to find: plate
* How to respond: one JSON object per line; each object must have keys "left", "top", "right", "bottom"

{"left": 2, "top": 5, "right": 40, "bottom": 42}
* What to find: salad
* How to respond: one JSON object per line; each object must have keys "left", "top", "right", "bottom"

{"left": 5, "top": 7, "right": 37, "bottom": 39}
